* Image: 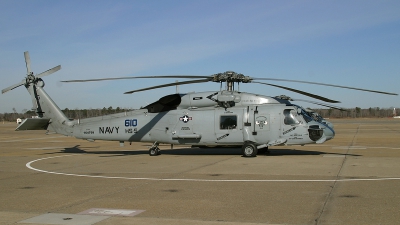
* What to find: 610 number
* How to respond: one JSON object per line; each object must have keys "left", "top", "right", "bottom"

{"left": 125, "top": 119, "right": 137, "bottom": 127}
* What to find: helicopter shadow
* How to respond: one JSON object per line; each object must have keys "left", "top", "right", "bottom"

{"left": 41, "top": 145, "right": 148, "bottom": 157}
{"left": 46, "top": 145, "right": 361, "bottom": 157}
{"left": 264, "top": 148, "right": 361, "bottom": 157}
{"left": 57, "top": 145, "right": 242, "bottom": 156}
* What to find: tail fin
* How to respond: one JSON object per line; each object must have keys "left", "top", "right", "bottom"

{"left": 2, "top": 51, "right": 74, "bottom": 135}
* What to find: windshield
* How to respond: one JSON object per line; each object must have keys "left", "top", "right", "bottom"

{"left": 310, "top": 112, "right": 323, "bottom": 122}
{"left": 290, "top": 105, "right": 318, "bottom": 123}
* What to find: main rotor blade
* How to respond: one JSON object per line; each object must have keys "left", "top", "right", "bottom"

{"left": 252, "top": 77, "right": 398, "bottom": 96}
{"left": 2, "top": 81, "right": 25, "bottom": 94}
{"left": 253, "top": 81, "right": 340, "bottom": 103}
{"left": 24, "top": 51, "right": 31, "bottom": 74}
{"left": 62, "top": 75, "right": 211, "bottom": 83}
{"left": 37, "top": 65, "right": 61, "bottom": 78}
{"left": 124, "top": 78, "right": 210, "bottom": 94}
{"left": 291, "top": 98, "right": 347, "bottom": 111}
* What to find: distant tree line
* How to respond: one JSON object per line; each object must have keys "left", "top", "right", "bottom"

{"left": 0, "top": 106, "right": 398, "bottom": 122}
{"left": 313, "top": 107, "right": 397, "bottom": 118}
{"left": 61, "top": 106, "right": 128, "bottom": 119}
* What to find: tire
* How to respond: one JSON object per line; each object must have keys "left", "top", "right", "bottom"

{"left": 242, "top": 142, "right": 258, "bottom": 157}
{"left": 149, "top": 147, "right": 158, "bottom": 156}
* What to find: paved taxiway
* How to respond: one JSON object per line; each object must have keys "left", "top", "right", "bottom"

{"left": 1, "top": 118, "right": 400, "bottom": 225}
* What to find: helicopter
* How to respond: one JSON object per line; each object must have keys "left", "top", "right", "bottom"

{"left": 2, "top": 52, "right": 398, "bottom": 157}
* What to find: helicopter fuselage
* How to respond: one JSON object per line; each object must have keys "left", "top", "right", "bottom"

{"left": 72, "top": 91, "right": 335, "bottom": 150}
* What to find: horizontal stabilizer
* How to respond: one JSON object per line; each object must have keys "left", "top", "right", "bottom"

{"left": 16, "top": 118, "right": 50, "bottom": 131}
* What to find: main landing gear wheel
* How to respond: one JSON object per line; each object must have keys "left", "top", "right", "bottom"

{"left": 242, "top": 142, "right": 258, "bottom": 157}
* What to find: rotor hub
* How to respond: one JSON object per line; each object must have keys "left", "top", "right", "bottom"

{"left": 211, "top": 71, "right": 252, "bottom": 83}
{"left": 275, "top": 95, "right": 293, "bottom": 100}
{"left": 25, "top": 73, "right": 36, "bottom": 84}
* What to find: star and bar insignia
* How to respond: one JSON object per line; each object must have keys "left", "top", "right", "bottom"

{"left": 179, "top": 115, "right": 192, "bottom": 123}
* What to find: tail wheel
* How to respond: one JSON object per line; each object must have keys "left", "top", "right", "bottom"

{"left": 242, "top": 142, "right": 258, "bottom": 157}
{"left": 149, "top": 147, "right": 159, "bottom": 156}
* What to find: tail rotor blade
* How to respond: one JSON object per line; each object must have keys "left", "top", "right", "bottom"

{"left": 2, "top": 52, "right": 62, "bottom": 94}
{"left": 37, "top": 65, "right": 61, "bottom": 78}
{"left": 24, "top": 51, "right": 31, "bottom": 74}
{"left": 2, "top": 81, "right": 25, "bottom": 94}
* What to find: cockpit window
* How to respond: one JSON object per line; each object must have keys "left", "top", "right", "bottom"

{"left": 284, "top": 109, "right": 300, "bottom": 125}
{"left": 311, "top": 112, "right": 323, "bottom": 123}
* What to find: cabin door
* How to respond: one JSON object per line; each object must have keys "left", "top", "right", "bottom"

{"left": 214, "top": 108, "right": 244, "bottom": 145}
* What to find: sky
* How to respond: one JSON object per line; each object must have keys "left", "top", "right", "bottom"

{"left": 1, "top": 0, "right": 400, "bottom": 113}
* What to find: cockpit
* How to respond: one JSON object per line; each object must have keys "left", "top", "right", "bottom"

{"left": 289, "top": 104, "right": 322, "bottom": 123}
{"left": 287, "top": 104, "right": 335, "bottom": 142}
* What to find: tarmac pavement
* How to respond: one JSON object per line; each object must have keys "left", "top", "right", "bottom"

{"left": 1, "top": 118, "right": 399, "bottom": 225}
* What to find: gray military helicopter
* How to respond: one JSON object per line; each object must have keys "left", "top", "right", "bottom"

{"left": 2, "top": 52, "right": 398, "bottom": 157}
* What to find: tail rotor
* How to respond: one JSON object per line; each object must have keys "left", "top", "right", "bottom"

{"left": 2, "top": 51, "right": 61, "bottom": 94}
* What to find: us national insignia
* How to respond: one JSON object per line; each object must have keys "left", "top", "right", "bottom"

{"left": 179, "top": 115, "right": 192, "bottom": 123}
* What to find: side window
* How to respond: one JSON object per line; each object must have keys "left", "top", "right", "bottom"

{"left": 220, "top": 115, "right": 237, "bottom": 129}
{"left": 284, "top": 109, "right": 300, "bottom": 125}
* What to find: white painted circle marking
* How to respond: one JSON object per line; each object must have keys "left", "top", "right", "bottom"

{"left": 26, "top": 155, "right": 400, "bottom": 182}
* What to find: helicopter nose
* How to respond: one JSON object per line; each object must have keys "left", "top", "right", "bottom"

{"left": 323, "top": 126, "right": 335, "bottom": 141}
{"left": 325, "top": 121, "right": 334, "bottom": 129}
